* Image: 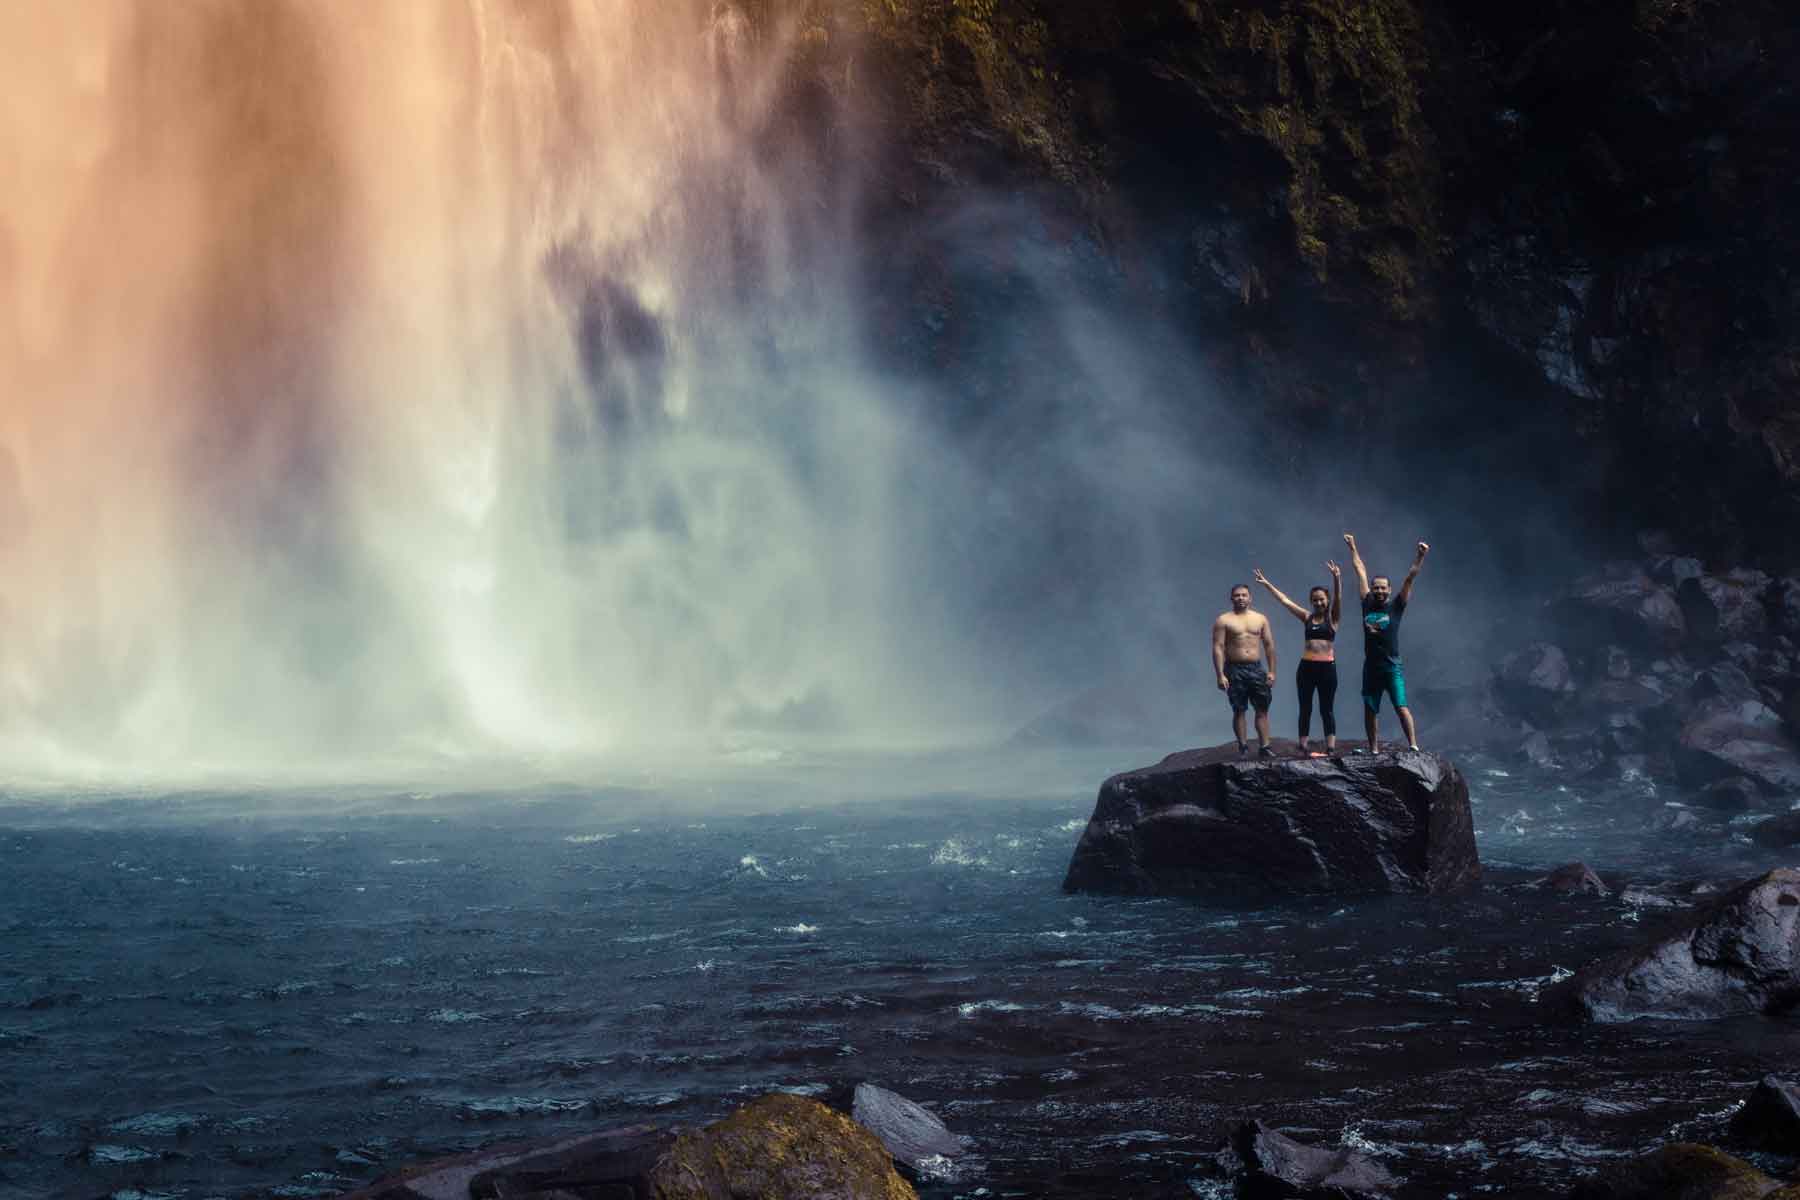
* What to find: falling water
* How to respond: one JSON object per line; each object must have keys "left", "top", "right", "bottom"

{"left": 0, "top": 1, "right": 972, "bottom": 778}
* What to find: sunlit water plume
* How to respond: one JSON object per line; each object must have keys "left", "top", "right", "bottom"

{"left": 0, "top": 2, "right": 978, "bottom": 781}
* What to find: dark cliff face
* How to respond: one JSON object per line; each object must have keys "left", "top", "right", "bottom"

{"left": 761, "top": 1, "right": 1800, "bottom": 566}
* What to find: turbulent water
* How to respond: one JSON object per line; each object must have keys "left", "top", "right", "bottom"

{"left": 5, "top": 751, "right": 1797, "bottom": 1200}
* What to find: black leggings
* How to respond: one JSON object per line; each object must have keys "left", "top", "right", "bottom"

{"left": 1295, "top": 659, "right": 1338, "bottom": 740}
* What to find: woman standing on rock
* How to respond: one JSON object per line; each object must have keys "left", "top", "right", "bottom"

{"left": 1252, "top": 563, "right": 1342, "bottom": 755}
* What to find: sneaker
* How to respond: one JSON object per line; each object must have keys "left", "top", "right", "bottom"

{"left": 1237, "top": 742, "right": 1250, "bottom": 759}
{"left": 1258, "top": 745, "right": 1277, "bottom": 760}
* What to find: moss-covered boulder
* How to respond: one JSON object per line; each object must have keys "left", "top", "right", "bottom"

{"left": 648, "top": 1093, "right": 918, "bottom": 1200}
{"left": 1568, "top": 1142, "right": 1800, "bottom": 1200}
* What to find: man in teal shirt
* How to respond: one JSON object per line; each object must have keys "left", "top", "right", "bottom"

{"left": 1344, "top": 533, "right": 1429, "bottom": 753}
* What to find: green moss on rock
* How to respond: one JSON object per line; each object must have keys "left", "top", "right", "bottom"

{"left": 1570, "top": 1142, "right": 1789, "bottom": 1200}
{"left": 648, "top": 1092, "right": 917, "bottom": 1200}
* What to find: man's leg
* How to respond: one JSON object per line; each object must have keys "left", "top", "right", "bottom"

{"left": 1391, "top": 668, "right": 1417, "bottom": 750}
{"left": 1233, "top": 708, "right": 1248, "bottom": 752}
{"left": 1254, "top": 704, "right": 1271, "bottom": 751}
{"left": 1361, "top": 668, "right": 1381, "bottom": 752}
{"left": 1364, "top": 706, "right": 1379, "bottom": 753}
{"left": 1397, "top": 706, "right": 1419, "bottom": 750}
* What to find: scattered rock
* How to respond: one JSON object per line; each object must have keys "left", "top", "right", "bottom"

{"left": 1498, "top": 643, "right": 1578, "bottom": 724}
{"left": 648, "top": 1093, "right": 916, "bottom": 1200}
{"left": 1213, "top": 1119, "right": 1398, "bottom": 1198}
{"left": 1548, "top": 565, "right": 1686, "bottom": 651}
{"left": 1676, "top": 698, "right": 1800, "bottom": 794}
{"left": 1750, "top": 810, "right": 1800, "bottom": 848}
{"left": 1730, "top": 1075, "right": 1800, "bottom": 1154}
{"left": 1543, "top": 862, "right": 1608, "bottom": 897}
{"left": 1695, "top": 776, "right": 1767, "bottom": 812}
{"left": 1679, "top": 572, "right": 1772, "bottom": 645}
{"left": 1559, "top": 868, "right": 1800, "bottom": 1022}
{"left": 1567, "top": 1142, "right": 1797, "bottom": 1200}
{"left": 851, "top": 1084, "right": 966, "bottom": 1178}
{"left": 1061, "top": 743, "right": 1480, "bottom": 897}
{"left": 1646, "top": 807, "right": 1704, "bottom": 835}
{"left": 1695, "top": 662, "right": 1761, "bottom": 704}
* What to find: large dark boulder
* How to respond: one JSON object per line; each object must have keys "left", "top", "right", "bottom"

{"left": 1730, "top": 1076, "right": 1800, "bottom": 1154}
{"left": 1212, "top": 1119, "right": 1398, "bottom": 1198}
{"left": 1559, "top": 869, "right": 1800, "bottom": 1022}
{"left": 1062, "top": 744, "right": 1479, "bottom": 897}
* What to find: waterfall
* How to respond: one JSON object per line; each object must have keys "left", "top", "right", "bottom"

{"left": 0, "top": 1, "right": 942, "bottom": 777}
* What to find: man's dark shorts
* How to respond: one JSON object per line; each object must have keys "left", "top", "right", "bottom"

{"left": 1226, "top": 661, "right": 1272, "bottom": 714}
{"left": 1362, "top": 659, "right": 1408, "bottom": 713}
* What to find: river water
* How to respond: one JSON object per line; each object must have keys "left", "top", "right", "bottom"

{"left": 4, "top": 748, "right": 1798, "bottom": 1199}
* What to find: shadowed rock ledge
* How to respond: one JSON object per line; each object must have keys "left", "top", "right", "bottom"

{"left": 1062, "top": 742, "right": 1480, "bottom": 897}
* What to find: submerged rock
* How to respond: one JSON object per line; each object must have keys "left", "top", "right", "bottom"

{"left": 1543, "top": 862, "right": 1608, "bottom": 897}
{"left": 648, "top": 1093, "right": 916, "bottom": 1200}
{"left": 1061, "top": 743, "right": 1479, "bottom": 897}
{"left": 1566, "top": 1142, "right": 1799, "bottom": 1199}
{"left": 337, "top": 1124, "right": 673, "bottom": 1200}
{"left": 1212, "top": 1119, "right": 1398, "bottom": 1197}
{"left": 851, "top": 1083, "right": 966, "bottom": 1177}
{"left": 1559, "top": 869, "right": 1800, "bottom": 1022}
{"left": 1730, "top": 1075, "right": 1800, "bottom": 1154}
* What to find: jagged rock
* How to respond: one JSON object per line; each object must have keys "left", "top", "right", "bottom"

{"left": 1601, "top": 644, "right": 1635, "bottom": 680}
{"left": 1521, "top": 731, "right": 1556, "bottom": 768}
{"left": 1548, "top": 565, "right": 1686, "bottom": 651}
{"left": 1730, "top": 1076, "right": 1800, "bottom": 1153}
{"left": 1649, "top": 555, "right": 1706, "bottom": 589}
{"left": 1212, "top": 1119, "right": 1398, "bottom": 1198}
{"left": 1646, "top": 807, "right": 1704, "bottom": 835}
{"left": 1695, "top": 663, "right": 1761, "bottom": 705}
{"left": 1061, "top": 743, "right": 1479, "bottom": 897}
{"left": 1568, "top": 1142, "right": 1800, "bottom": 1200}
{"left": 1676, "top": 698, "right": 1800, "bottom": 794}
{"left": 1679, "top": 571, "right": 1773, "bottom": 644}
{"left": 337, "top": 1125, "right": 674, "bottom": 1200}
{"left": 648, "top": 1094, "right": 916, "bottom": 1200}
{"left": 1558, "top": 869, "right": 1800, "bottom": 1022}
{"left": 1695, "top": 776, "right": 1767, "bottom": 812}
{"left": 1543, "top": 862, "right": 1608, "bottom": 897}
{"left": 1750, "top": 810, "right": 1800, "bottom": 848}
{"left": 851, "top": 1084, "right": 966, "bottom": 1178}
{"left": 1775, "top": 577, "right": 1800, "bottom": 635}
{"left": 1497, "top": 643, "right": 1577, "bottom": 725}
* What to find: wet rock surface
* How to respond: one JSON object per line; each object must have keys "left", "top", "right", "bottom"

{"left": 850, "top": 1083, "right": 966, "bottom": 1178}
{"left": 1543, "top": 861, "right": 1609, "bottom": 897}
{"left": 1559, "top": 868, "right": 1800, "bottom": 1022}
{"left": 1209, "top": 1119, "right": 1398, "bottom": 1198}
{"left": 1062, "top": 742, "right": 1479, "bottom": 897}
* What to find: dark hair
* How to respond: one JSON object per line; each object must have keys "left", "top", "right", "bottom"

{"left": 1231, "top": 583, "right": 1251, "bottom": 595}
{"left": 1371, "top": 574, "right": 1391, "bottom": 587}
{"left": 1309, "top": 585, "right": 1329, "bottom": 599}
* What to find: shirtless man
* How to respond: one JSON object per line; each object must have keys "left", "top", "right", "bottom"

{"left": 1211, "top": 583, "right": 1277, "bottom": 759}
{"left": 1343, "top": 533, "right": 1429, "bottom": 753}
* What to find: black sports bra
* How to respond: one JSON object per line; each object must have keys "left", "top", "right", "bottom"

{"left": 1304, "top": 616, "right": 1336, "bottom": 642}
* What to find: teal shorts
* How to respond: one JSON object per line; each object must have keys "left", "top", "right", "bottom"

{"left": 1361, "top": 661, "right": 1407, "bottom": 712}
